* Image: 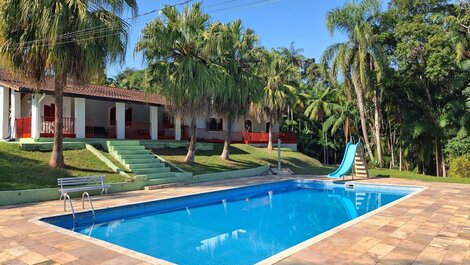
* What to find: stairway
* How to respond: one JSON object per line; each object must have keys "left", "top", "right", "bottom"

{"left": 106, "top": 140, "right": 191, "bottom": 185}
{"left": 354, "top": 146, "right": 369, "bottom": 178}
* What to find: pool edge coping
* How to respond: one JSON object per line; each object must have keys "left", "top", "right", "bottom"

{"left": 29, "top": 178, "right": 427, "bottom": 265}
{"left": 255, "top": 182, "right": 428, "bottom": 265}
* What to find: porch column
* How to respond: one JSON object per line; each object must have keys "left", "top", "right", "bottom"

{"left": 150, "top": 106, "right": 159, "bottom": 140}
{"left": 116, "top": 102, "right": 125, "bottom": 139}
{"left": 74, "top": 98, "right": 86, "bottom": 138}
{"left": 0, "top": 86, "right": 9, "bottom": 139}
{"left": 175, "top": 116, "right": 181, "bottom": 141}
{"left": 9, "top": 90, "right": 20, "bottom": 138}
{"left": 31, "top": 94, "right": 40, "bottom": 139}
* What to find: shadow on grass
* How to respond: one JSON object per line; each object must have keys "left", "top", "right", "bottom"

{"left": 154, "top": 145, "right": 250, "bottom": 157}
{"left": 64, "top": 165, "right": 112, "bottom": 174}
{"left": 0, "top": 150, "right": 75, "bottom": 190}
{"left": 0, "top": 146, "right": 120, "bottom": 191}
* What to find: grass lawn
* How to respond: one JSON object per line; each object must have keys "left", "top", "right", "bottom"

{"left": 0, "top": 143, "right": 128, "bottom": 190}
{"left": 155, "top": 143, "right": 333, "bottom": 175}
{"left": 156, "top": 143, "right": 469, "bottom": 184}
{"left": 370, "top": 168, "right": 470, "bottom": 184}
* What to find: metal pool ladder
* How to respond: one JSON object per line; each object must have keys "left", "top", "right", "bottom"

{"left": 81, "top": 192, "right": 96, "bottom": 221}
{"left": 63, "top": 192, "right": 96, "bottom": 223}
{"left": 63, "top": 194, "right": 76, "bottom": 224}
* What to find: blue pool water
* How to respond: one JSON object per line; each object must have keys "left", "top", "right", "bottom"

{"left": 42, "top": 180, "right": 419, "bottom": 265}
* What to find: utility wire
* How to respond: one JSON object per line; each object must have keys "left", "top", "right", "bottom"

{"left": 4, "top": 0, "right": 196, "bottom": 49}
{"left": 4, "top": 0, "right": 280, "bottom": 49}
{"left": 207, "top": 0, "right": 279, "bottom": 13}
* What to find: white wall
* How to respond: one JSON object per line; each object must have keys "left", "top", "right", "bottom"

{"left": 0, "top": 87, "right": 9, "bottom": 139}
{"left": 19, "top": 93, "right": 74, "bottom": 118}
{"left": 183, "top": 112, "right": 279, "bottom": 133}
{"left": 21, "top": 93, "right": 32, "bottom": 117}
{"left": 126, "top": 103, "right": 150, "bottom": 122}
{"left": 85, "top": 99, "right": 115, "bottom": 127}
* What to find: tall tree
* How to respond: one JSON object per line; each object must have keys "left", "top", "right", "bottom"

{"left": 136, "top": 3, "right": 225, "bottom": 163}
{"left": 390, "top": 0, "right": 469, "bottom": 176}
{"left": 114, "top": 68, "right": 145, "bottom": 90}
{"left": 0, "top": 0, "right": 137, "bottom": 168}
{"left": 321, "top": 0, "right": 387, "bottom": 165}
{"left": 206, "top": 20, "right": 263, "bottom": 160}
{"left": 256, "top": 49, "right": 299, "bottom": 150}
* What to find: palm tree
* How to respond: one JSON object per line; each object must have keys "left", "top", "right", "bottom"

{"left": 114, "top": 68, "right": 145, "bottom": 90}
{"left": 256, "top": 49, "right": 299, "bottom": 150}
{"left": 136, "top": 3, "right": 225, "bottom": 163}
{"left": 304, "top": 83, "right": 337, "bottom": 122}
{"left": 321, "top": 0, "right": 387, "bottom": 165}
{"left": 206, "top": 20, "right": 263, "bottom": 160}
{"left": 322, "top": 94, "right": 357, "bottom": 144}
{"left": 0, "top": 0, "right": 137, "bottom": 168}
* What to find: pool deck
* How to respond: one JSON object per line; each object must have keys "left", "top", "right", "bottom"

{"left": 0, "top": 176, "right": 469, "bottom": 265}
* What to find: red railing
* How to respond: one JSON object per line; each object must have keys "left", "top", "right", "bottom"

{"left": 15, "top": 117, "right": 32, "bottom": 139}
{"left": 158, "top": 127, "right": 176, "bottom": 140}
{"left": 241, "top": 132, "right": 297, "bottom": 144}
{"left": 241, "top": 132, "right": 269, "bottom": 144}
{"left": 179, "top": 127, "right": 296, "bottom": 144}
{"left": 85, "top": 119, "right": 94, "bottom": 138}
{"left": 183, "top": 127, "right": 243, "bottom": 143}
{"left": 108, "top": 124, "right": 117, "bottom": 138}
{"left": 40, "top": 116, "right": 76, "bottom": 138}
{"left": 126, "top": 121, "right": 151, "bottom": 139}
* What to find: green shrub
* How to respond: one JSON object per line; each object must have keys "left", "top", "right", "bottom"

{"left": 446, "top": 136, "right": 470, "bottom": 157}
{"left": 449, "top": 155, "right": 470, "bottom": 178}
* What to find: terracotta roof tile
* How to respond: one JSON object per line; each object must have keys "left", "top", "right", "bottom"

{"left": 0, "top": 70, "right": 166, "bottom": 106}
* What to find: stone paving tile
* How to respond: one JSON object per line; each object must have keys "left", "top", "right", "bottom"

{"left": 47, "top": 252, "right": 78, "bottom": 264}
{"left": 0, "top": 175, "right": 469, "bottom": 264}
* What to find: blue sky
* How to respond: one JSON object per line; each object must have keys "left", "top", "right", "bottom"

{"left": 107, "top": 0, "right": 386, "bottom": 77}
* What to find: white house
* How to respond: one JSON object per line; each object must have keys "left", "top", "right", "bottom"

{"left": 0, "top": 70, "right": 296, "bottom": 145}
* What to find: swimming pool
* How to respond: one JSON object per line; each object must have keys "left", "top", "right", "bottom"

{"left": 41, "top": 180, "right": 421, "bottom": 265}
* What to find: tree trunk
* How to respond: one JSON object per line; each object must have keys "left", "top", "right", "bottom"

{"left": 390, "top": 128, "right": 396, "bottom": 169}
{"left": 441, "top": 143, "right": 447, "bottom": 177}
{"left": 267, "top": 117, "right": 273, "bottom": 150}
{"left": 344, "top": 117, "right": 350, "bottom": 144}
{"left": 435, "top": 139, "right": 440, "bottom": 177}
{"left": 373, "top": 89, "right": 383, "bottom": 167}
{"left": 221, "top": 118, "right": 232, "bottom": 160}
{"left": 324, "top": 132, "right": 328, "bottom": 164}
{"left": 49, "top": 73, "right": 66, "bottom": 168}
{"left": 184, "top": 118, "right": 197, "bottom": 164}
{"left": 351, "top": 68, "right": 375, "bottom": 161}
{"left": 399, "top": 143, "right": 402, "bottom": 171}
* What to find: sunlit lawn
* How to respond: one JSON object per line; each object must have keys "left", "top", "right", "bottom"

{"left": 370, "top": 168, "right": 470, "bottom": 184}
{"left": 0, "top": 143, "right": 127, "bottom": 190}
{"left": 156, "top": 143, "right": 332, "bottom": 175}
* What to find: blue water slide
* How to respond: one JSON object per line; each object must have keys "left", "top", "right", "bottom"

{"left": 328, "top": 141, "right": 358, "bottom": 178}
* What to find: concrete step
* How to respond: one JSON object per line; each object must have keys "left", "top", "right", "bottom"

{"left": 113, "top": 150, "right": 151, "bottom": 155}
{"left": 122, "top": 157, "right": 157, "bottom": 164}
{"left": 145, "top": 176, "right": 189, "bottom": 185}
{"left": 107, "top": 140, "right": 141, "bottom": 146}
{"left": 118, "top": 154, "right": 154, "bottom": 160}
{"left": 132, "top": 167, "right": 170, "bottom": 174}
{"left": 129, "top": 162, "right": 165, "bottom": 170}
{"left": 109, "top": 145, "right": 146, "bottom": 152}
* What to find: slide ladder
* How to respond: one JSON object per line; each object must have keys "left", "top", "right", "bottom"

{"left": 328, "top": 139, "right": 369, "bottom": 179}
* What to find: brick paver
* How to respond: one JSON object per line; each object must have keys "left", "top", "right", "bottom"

{"left": 0, "top": 176, "right": 468, "bottom": 264}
